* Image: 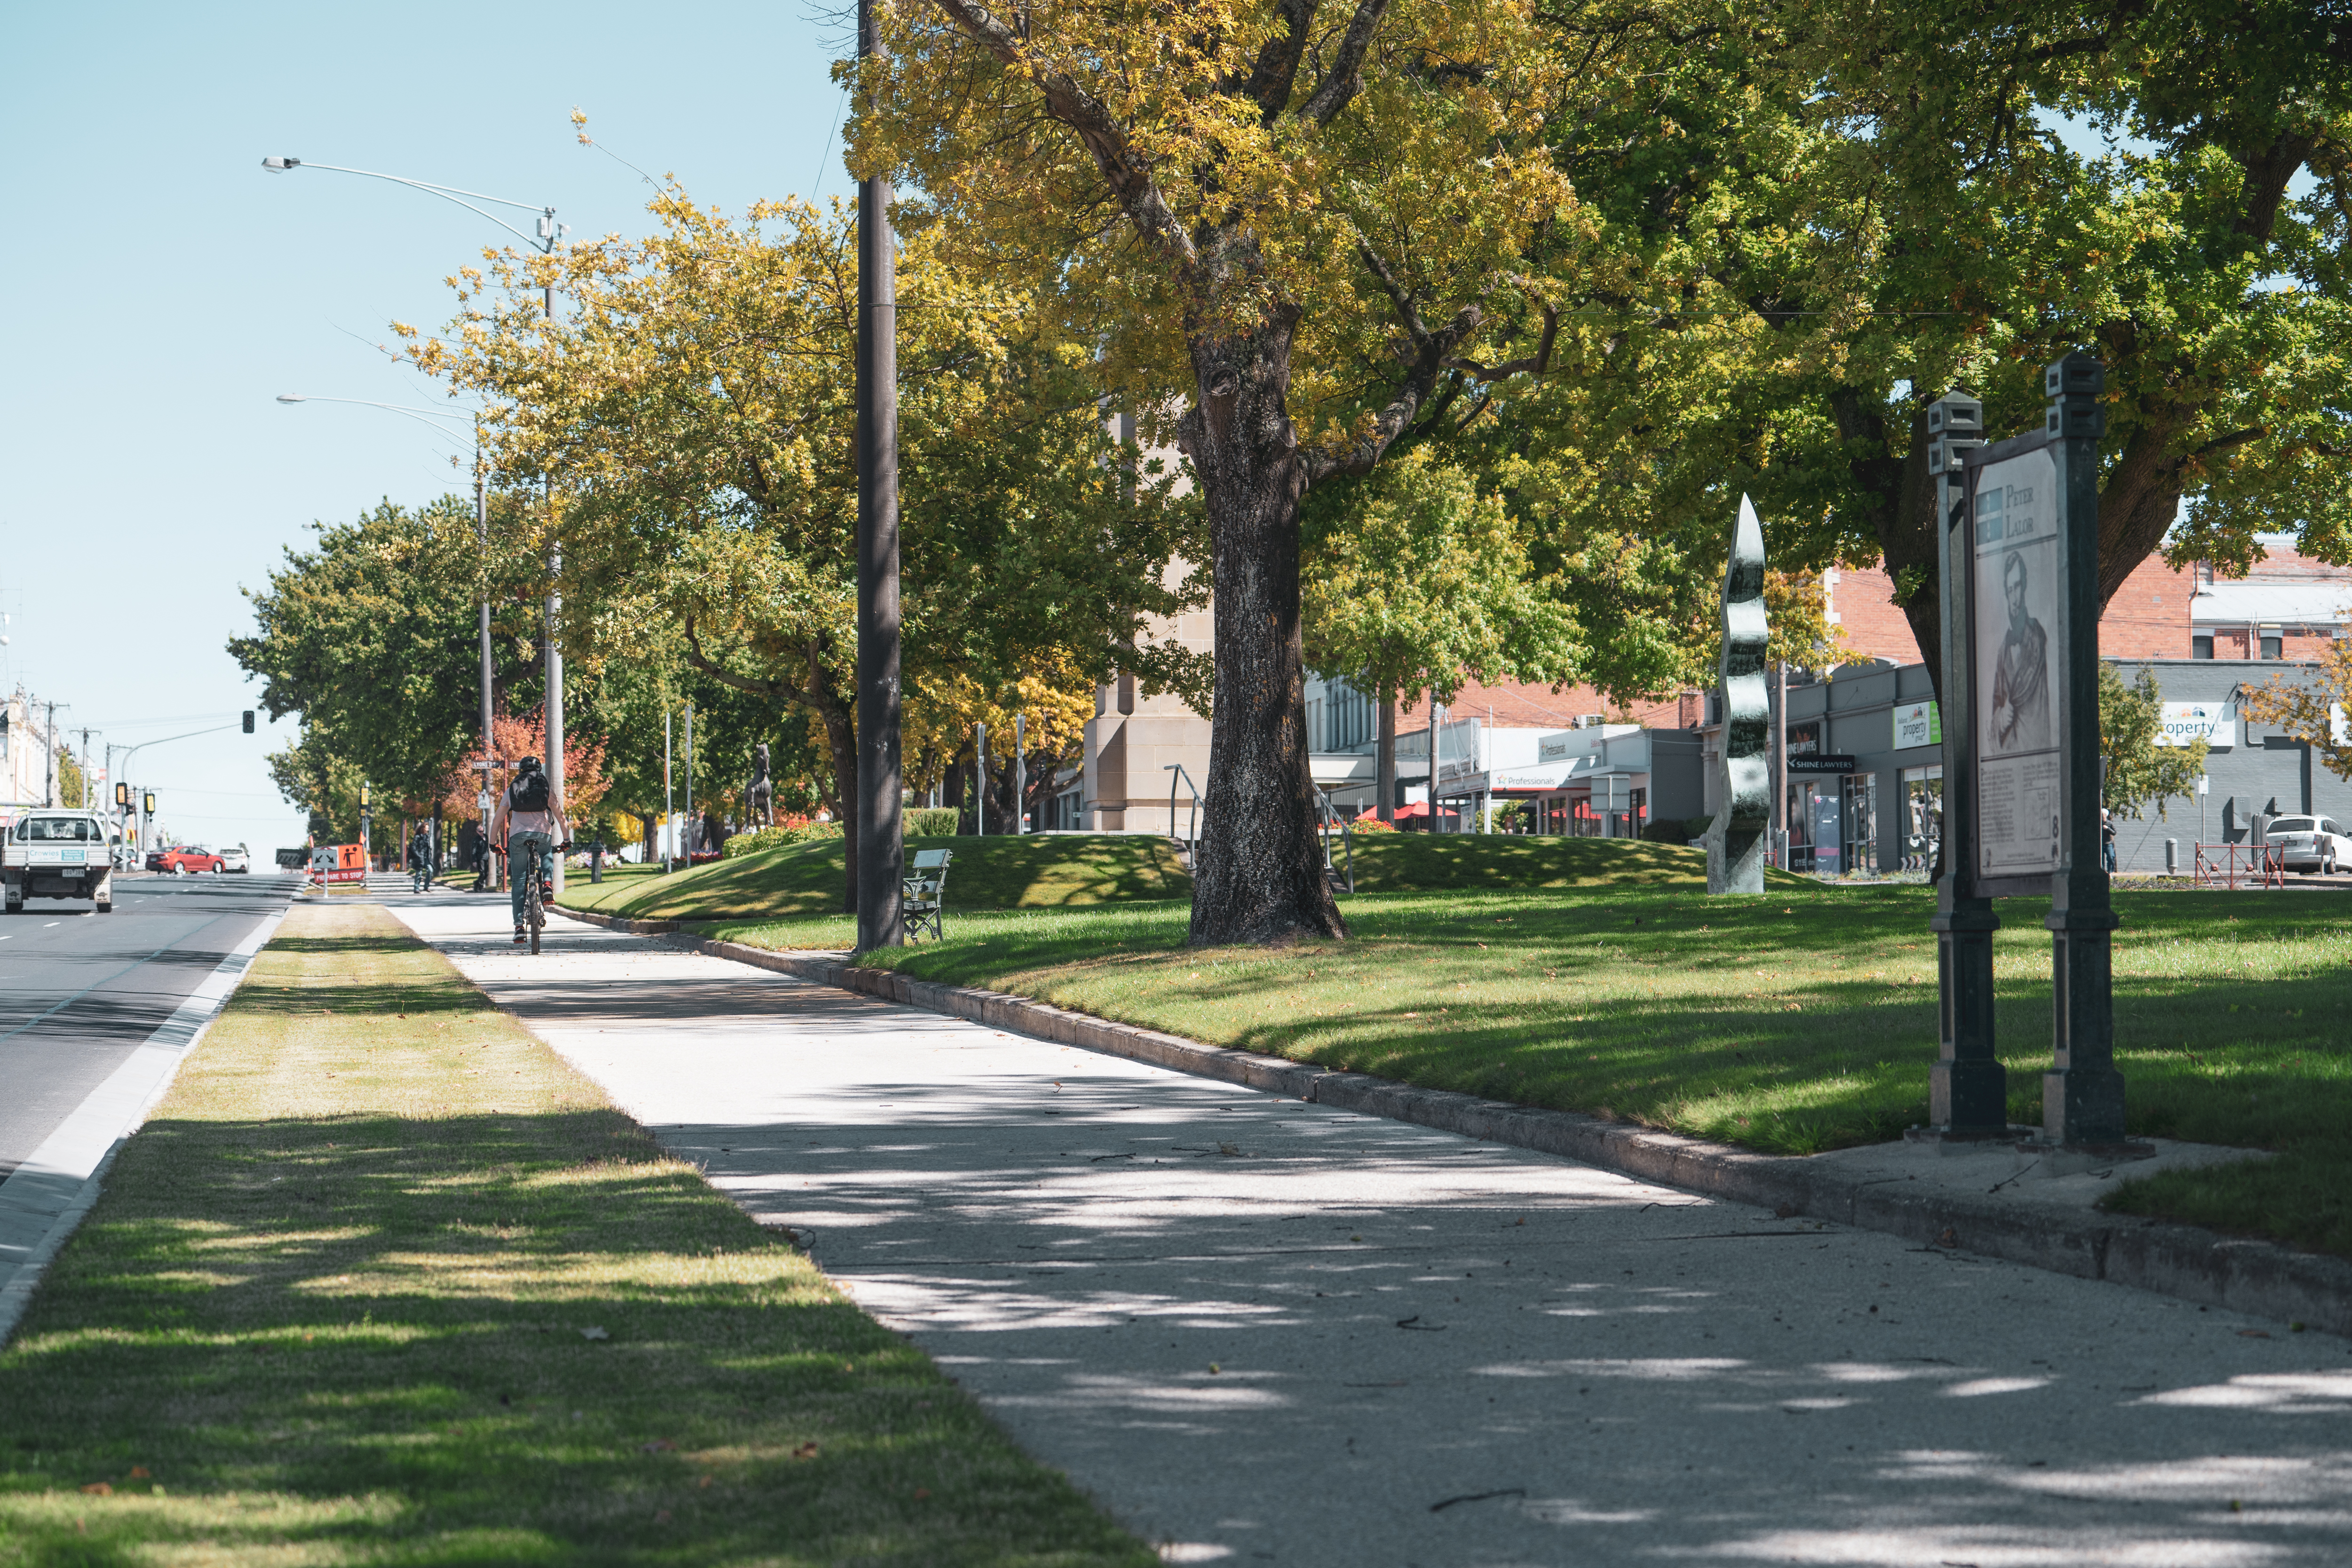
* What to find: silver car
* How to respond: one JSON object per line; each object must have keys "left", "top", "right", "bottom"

{"left": 2266, "top": 815, "right": 2352, "bottom": 874}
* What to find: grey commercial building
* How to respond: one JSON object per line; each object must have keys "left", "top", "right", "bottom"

{"left": 2102, "top": 660, "right": 2352, "bottom": 874}
{"left": 1702, "top": 658, "right": 2345, "bottom": 876}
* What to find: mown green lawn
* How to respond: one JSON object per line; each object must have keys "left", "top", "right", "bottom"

{"left": 556, "top": 834, "right": 1189, "bottom": 926}
{"left": 0, "top": 902, "right": 1150, "bottom": 1567}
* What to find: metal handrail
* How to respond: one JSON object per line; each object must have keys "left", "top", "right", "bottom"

{"left": 1315, "top": 786, "right": 1356, "bottom": 894}
{"left": 1163, "top": 763, "right": 1200, "bottom": 854}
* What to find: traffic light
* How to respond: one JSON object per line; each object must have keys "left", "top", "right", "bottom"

{"left": 242, "top": 710, "right": 255, "bottom": 734}
{"left": 143, "top": 792, "right": 157, "bottom": 815}
{"left": 115, "top": 782, "right": 130, "bottom": 808}
{"left": 358, "top": 780, "right": 371, "bottom": 809}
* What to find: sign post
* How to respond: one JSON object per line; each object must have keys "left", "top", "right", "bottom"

{"left": 1925, "top": 390, "right": 2005, "bottom": 1137}
{"left": 1945, "top": 354, "right": 2132, "bottom": 1150}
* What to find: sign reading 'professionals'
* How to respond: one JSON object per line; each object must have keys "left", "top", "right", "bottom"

{"left": 1971, "top": 447, "right": 2062, "bottom": 882}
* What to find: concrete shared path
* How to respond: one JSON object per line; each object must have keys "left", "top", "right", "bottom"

{"left": 397, "top": 894, "right": 2352, "bottom": 1567}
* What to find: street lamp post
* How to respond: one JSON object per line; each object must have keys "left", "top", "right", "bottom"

{"left": 265, "top": 153, "right": 572, "bottom": 887}
{"left": 275, "top": 394, "right": 498, "bottom": 885}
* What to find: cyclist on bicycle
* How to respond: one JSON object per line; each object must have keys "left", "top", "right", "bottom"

{"left": 491, "top": 756, "right": 570, "bottom": 945}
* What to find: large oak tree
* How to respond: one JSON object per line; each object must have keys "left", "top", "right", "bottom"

{"left": 857, "top": 0, "right": 1590, "bottom": 943}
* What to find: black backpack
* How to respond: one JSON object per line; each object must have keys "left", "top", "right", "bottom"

{"left": 511, "top": 771, "right": 551, "bottom": 813}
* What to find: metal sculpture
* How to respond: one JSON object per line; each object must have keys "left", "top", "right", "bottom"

{"left": 748, "top": 742, "right": 775, "bottom": 828}
{"left": 1706, "top": 495, "right": 1771, "bottom": 894}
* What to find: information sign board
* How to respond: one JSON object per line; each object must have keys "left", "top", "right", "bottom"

{"left": 1787, "top": 754, "right": 1858, "bottom": 775}
{"left": 1968, "top": 444, "right": 2064, "bottom": 888}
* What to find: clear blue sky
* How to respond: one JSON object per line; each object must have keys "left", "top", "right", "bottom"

{"left": 0, "top": 1, "right": 843, "bottom": 853}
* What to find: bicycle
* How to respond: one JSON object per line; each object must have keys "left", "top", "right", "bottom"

{"left": 494, "top": 839, "right": 572, "bottom": 955}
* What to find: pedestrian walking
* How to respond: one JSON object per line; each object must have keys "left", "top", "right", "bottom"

{"left": 490, "top": 756, "right": 571, "bottom": 945}
{"left": 2101, "top": 806, "right": 2117, "bottom": 874}
{"left": 406, "top": 826, "right": 435, "bottom": 894}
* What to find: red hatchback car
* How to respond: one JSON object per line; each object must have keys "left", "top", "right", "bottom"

{"left": 154, "top": 844, "right": 225, "bottom": 875}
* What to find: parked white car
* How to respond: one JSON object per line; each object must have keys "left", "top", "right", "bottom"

{"left": 218, "top": 843, "right": 251, "bottom": 874}
{"left": 2266, "top": 815, "right": 2352, "bottom": 874}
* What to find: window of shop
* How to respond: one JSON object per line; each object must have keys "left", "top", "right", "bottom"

{"left": 1786, "top": 781, "right": 1813, "bottom": 871}
{"left": 1323, "top": 681, "right": 1372, "bottom": 750}
{"left": 1841, "top": 773, "right": 1877, "bottom": 875}
{"left": 2192, "top": 635, "right": 2214, "bottom": 660}
{"left": 1899, "top": 765, "right": 1943, "bottom": 875}
{"left": 1808, "top": 780, "right": 1843, "bottom": 875}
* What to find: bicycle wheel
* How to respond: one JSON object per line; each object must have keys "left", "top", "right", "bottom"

{"left": 527, "top": 876, "right": 543, "bottom": 955}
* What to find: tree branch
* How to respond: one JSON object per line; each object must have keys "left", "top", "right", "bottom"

{"left": 926, "top": 0, "right": 1200, "bottom": 276}
{"left": 1446, "top": 294, "right": 1558, "bottom": 379}
{"left": 1297, "top": 0, "right": 1394, "bottom": 123}
{"left": 1240, "top": 0, "right": 1318, "bottom": 121}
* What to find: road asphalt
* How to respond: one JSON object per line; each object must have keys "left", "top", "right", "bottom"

{"left": 396, "top": 892, "right": 2352, "bottom": 1567}
{"left": 0, "top": 872, "right": 293, "bottom": 1178}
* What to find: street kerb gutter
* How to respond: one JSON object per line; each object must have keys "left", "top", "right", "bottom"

{"left": 561, "top": 904, "right": 2352, "bottom": 1339}
{"left": 0, "top": 902, "right": 293, "bottom": 1349}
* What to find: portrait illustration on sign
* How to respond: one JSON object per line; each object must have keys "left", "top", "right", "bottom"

{"left": 1971, "top": 446, "right": 2063, "bottom": 882}
{"left": 1989, "top": 553, "right": 2052, "bottom": 755}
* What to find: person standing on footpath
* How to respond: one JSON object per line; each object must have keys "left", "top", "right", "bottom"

{"left": 406, "top": 826, "right": 435, "bottom": 893}
{"left": 490, "top": 756, "right": 571, "bottom": 945}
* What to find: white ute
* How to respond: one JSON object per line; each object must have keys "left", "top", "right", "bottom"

{"left": 4, "top": 812, "right": 116, "bottom": 913}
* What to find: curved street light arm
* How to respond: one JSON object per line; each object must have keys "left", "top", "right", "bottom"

{"left": 264, "top": 159, "right": 553, "bottom": 251}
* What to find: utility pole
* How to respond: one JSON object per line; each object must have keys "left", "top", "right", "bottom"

{"left": 44, "top": 701, "right": 65, "bottom": 808}
{"left": 78, "top": 727, "right": 95, "bottom": 811}
{"left": 684, "top": 700, "right": 695, "bottom": 860}
{"left": 854, "top": 0, "right": 904, "bottom": 950}
{"left": 662, "top": 708, "right": 674, "bottom": 874}
{"left": 1014, "top": 710, "right": 1025, "bottom": 834}
{"left": 477, "top": 430, "right": 499, "bottom": 893}
{"left": 545, "top": 486, "right": 564, "bottom": 894}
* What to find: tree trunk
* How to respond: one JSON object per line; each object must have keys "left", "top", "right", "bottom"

{"left": 1375, "top": 684, "right": 1397, "bottom": 825}
{"left": 1179, "top": 310, "right": 1347, "bottom": 946}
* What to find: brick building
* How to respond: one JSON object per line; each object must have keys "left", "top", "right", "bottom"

{"left": 1824, "top": 538, "right": 2350, "bottom": 666}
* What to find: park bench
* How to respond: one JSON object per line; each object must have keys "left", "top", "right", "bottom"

{"left": 904, "top": 848, "right": 952, "bottom": 941}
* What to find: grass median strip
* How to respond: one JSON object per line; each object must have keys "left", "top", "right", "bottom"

{"left": 0, "top": 901, "right": 1152, "bottom": 1567}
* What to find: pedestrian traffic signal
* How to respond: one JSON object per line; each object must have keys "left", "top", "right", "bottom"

{"left": 359, "top": 781, "right": 371, "bottom": 808}
{"left": 143, "top": 792, "right": 157, "bottom": 814}
{"left": 242, "top": 710, "right": 255, "bottom": 734}
{"left": 115, "top": 782, "right": 130, "bottom": 808}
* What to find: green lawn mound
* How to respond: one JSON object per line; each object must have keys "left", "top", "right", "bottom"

{"left": 560, "top": 833, "right": 1192, "bottom": 922}
{"left": 564, "top": 831, "right": 1807, "bottom": 924}
{"left": 1343, "top": 832, "right": 1808, "bottom": 890}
